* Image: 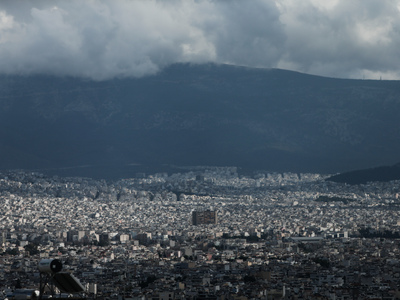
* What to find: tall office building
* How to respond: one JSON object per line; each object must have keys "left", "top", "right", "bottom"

{"left": 0, "top": 231, "right": 6, "bottom": 245}
{"left": 192, "top": 210, "right": 217, "bottom": 225}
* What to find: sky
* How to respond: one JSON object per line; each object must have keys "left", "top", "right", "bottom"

{"left": 0, "top": 0, "right": 400, "bottom": 80}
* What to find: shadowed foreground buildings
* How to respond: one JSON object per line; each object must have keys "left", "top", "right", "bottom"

{"left": 192, "top": 210, "right": 218, "bottom": 225}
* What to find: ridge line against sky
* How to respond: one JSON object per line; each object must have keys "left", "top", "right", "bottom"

{"left": 0, "top": 0, "right": 399, "bottom": 80}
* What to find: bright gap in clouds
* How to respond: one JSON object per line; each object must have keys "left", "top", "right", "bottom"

{"left": 0, "top": 0, "right": 399, "bottom": 80}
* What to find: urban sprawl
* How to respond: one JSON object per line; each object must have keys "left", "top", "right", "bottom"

{"left": 2, "top": 167, "right": 400, "bottom": 299}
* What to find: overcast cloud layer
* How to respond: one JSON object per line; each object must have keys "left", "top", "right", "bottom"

{"left": 1, "top": 0, "right": 400, "bottom": 80}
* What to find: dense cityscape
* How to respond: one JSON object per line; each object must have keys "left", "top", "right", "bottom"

{"left": 2, "top": 167, "right": 400, "bottom": 299}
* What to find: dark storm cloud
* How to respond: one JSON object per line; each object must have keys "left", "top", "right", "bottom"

{"left": 0, "top": 0, "right": 399, "bottom": 80}
{"left": 198, "top": 0, "right": 285, "bottom": 66}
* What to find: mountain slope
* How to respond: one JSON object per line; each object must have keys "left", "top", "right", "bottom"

{"left": 327, "top": 163, "right": 400, "bottom": 185}
{"left": 1, "top": 63, "right": 400, "bottom": 178}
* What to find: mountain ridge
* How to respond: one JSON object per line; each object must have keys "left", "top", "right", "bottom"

{"left": 1, "top": 63, "right": 400, "bottom": 178}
